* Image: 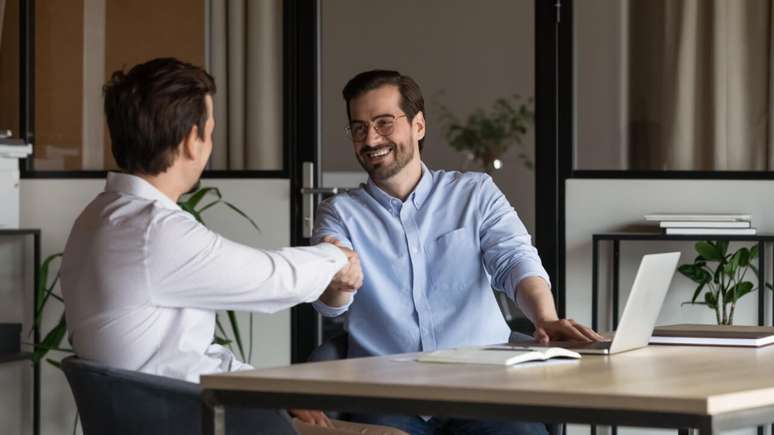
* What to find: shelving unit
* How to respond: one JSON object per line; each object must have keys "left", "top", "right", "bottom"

{"left": 0, "top": 228, "right": 41, "bottom": 435}
{"left": 592, "top": 232, "right": 774, "bottom": 331}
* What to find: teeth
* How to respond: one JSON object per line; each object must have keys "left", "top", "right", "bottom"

{"left": 368, "top": 148, "right": 390, "bottom": 158}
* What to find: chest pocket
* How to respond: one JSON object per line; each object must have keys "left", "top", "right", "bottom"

{"left": 425, "top": 227, "right": 481, "bottom": 291}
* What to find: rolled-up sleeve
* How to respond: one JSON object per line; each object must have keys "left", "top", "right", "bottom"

{"left": 477, "top": 175, "right": 551, "bottom": 301}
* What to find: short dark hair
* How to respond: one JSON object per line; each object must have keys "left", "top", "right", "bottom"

{"left": 342, "top": 70, "right": 426, "bottom": 151}
{"left": 103, "top": 57, "right": 216, "bottom": 175}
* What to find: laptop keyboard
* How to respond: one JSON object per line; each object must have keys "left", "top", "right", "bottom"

{"left": 511, "top": 340, "right": 612, "bottom": 350}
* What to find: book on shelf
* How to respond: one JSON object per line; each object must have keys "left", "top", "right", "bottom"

{"left": 644, "top": 213, "right": 752, "bottom": 222}
{"left": 659, "top": 221, "right": 751, "bottom": 229}
{"left": 416, "top": 345, "right": 581, "bottom": 366}
{"left": 664, "top": 227, "right": 756, "bottom": 235}
{"left": 650, "top": 324, "right": 774, "bottom": 347}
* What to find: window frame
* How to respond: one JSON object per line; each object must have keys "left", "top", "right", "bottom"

{"left": 534, "top": 0, "right": 774, "bottom": 319}
{"left": 15, "top": 0, "right": 290, "bottom": 180}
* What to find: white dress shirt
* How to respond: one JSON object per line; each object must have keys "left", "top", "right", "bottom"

{"left": 61, "top": 172, "right": 346, "bottom": 382}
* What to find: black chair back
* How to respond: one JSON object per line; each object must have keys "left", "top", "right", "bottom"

{"left": 61, "top": 356, "right": 295, "bottom": 435}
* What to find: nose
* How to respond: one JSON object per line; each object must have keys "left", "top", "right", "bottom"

{"left": 364, "top": 122, "right": 386, "bottom": 146}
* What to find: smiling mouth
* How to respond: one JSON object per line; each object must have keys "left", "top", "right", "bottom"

{"left": 363, "top": 147, "right": 392, "bottom": 160}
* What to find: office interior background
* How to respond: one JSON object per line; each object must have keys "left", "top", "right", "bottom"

{"left": 1, "top": 0, "right": 773, "bottom": 434}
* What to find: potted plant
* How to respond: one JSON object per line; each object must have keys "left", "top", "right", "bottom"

{"left": 677, "top": 241, "right": 773, "bottom": 325}
{"left": 437, "top": 94, "right": 534, "bottom": 173}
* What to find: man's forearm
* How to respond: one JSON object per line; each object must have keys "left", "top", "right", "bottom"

{"left": 515, "top": 276, "right": 559, "bottom": 326}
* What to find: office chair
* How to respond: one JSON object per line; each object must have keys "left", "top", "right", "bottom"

{"left": 60, "top": 356, "right": 296, "bottom": 435}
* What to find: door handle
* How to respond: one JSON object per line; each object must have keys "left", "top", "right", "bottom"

{"left": 300, "top": 187, "right": 341, "bottom": 195}
{"left": 300, "top": 162, "right": 353, "bottom": 238}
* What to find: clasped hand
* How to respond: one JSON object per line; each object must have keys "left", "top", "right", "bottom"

{"left": 324, "top": 236, "right": 363, "bottom": 293}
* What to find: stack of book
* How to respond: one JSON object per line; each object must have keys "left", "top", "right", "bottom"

{"left": 650, "top": 324, "right": 774, "bottom": 347}
{"left": 644, "top": 213, "right": 755, "bottom": 235}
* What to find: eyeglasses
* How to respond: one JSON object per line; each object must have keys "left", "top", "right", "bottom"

{"left": 345, "top": 114, "right": 407, "bottom": 142}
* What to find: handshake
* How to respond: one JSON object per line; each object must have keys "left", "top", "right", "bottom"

{"left": 319, "top": 236, "right": 363, "bottom": 308}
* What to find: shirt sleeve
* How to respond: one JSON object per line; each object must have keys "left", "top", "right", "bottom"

{"left": 477, "top": 175, "right": 551, "bottom": 301}
{"left": 146, "top": 209, "right": 347, "bottom": 313}
{"left": 310, "top": 198, "right": 354, "bottom": 317}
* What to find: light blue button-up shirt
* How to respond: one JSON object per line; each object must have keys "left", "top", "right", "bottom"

{"left": 312, "top": 164, "right": 550, "bottom": 358}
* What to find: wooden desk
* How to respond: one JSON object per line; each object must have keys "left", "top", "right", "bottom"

{"left": 201, "top": 345, "right": 774, "bottom": 435}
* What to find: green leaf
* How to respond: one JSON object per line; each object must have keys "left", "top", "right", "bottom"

{"left": 733, "top": 281, "right": 754, "bottom": 303}
{"left": 227, "top": 310, "right": 246, "bottom": 361}
{"left": 723, "top": 251, "right": 741, "bottom": 277}
{"left": 215, "top": 316, "right": 231, "bottom": 346}
{"left": 248, "top": 312, "right": 254, "bottom": 363}
{"left": 222, "top": 201, "right": 261, "bottom": 233}
{"left": 179, "top": 187, "right": 221, "bottom": 211}
{"left": 33, "top": 315, "right": 67, "bottom": 364}
{"left": 197, "top": 200, "right": 221, "bottom": 214}
{"left": 36, "top": 253, "right": 63, "bottom": 312}
{"left": 690, "top": 281, "right": 706, "bottom": 304}
{"left": 713, "top": 266, "right": 722, "bottom": 284}
{"left": 737, "top": 247, "right": 751, "bottom": 267}
{"left": 696, "top": 241, "right": 723, "bottom": 261}
{"left": 678, "top": 264, "right": 710, "bottom": 284}
{"left": 704, "top": 292, "right": 717, "bottom": 309}
{"left": 750, "top": 244, "right": 759, "bottom": 260}
{"left": 46, "top": 358, "right": 62, "bottom": 369}
{"left": 212, "top": 336, "right": 232, "bottom": 346}
{"left": 717, "top": 240, "right": 729, "bottom": 256}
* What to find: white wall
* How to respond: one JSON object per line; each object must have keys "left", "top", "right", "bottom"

{"left": 0, "top": 177, "right": 291, "bottom": 435}
{"left": 566, "top": 178, "right": 772, "bottom": 435}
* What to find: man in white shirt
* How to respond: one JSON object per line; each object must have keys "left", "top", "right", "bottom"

{"left": 61, "top": 58, "right": 404, "bottom": 435}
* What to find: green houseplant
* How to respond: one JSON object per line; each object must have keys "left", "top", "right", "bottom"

{"left": 678, "top": 241, "right": 773, "bottom": 325}
{"left": 32, "top": 186, "right": 260, "bottom": 368}
{"left": 437, "top": 94, "right": 534, "bottom": 173}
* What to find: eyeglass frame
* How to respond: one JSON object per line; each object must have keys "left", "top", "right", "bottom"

{"left": 345, "top": 114, "right": 408, "bottom": 142}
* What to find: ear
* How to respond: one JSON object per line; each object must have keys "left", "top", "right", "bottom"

{"left": 180, "top": 124, "right": 200, "bottom": 161}
{"left": 413, "top": 111, "right": 426, "bottom": 141}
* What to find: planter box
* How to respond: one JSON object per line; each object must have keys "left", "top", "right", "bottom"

{"left": 0, "top": 323, "right": 22, "bottom": 355}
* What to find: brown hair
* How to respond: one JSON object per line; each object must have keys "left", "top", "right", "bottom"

{"left": 103, "top": 57, "right": 216, "bottom": 175}
{"left": 342, "top": 70, "right": 426, "bottom": 151}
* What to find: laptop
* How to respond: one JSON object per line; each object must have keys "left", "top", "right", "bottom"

{"left": 517, "top": 252, "right": 681, "bottom": 355}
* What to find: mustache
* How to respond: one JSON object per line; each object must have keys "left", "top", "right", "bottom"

{"left": 359, "top": 143, "right": 395, "bottom": 157}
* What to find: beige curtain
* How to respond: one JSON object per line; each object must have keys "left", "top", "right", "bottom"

{"left": 208, "top": 0, "right": 283, "bottom": 170}
{"left": 628, "top": 0, "right": 773, "bottom": 170}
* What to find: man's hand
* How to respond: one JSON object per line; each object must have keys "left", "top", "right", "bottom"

{"left": 533, "top": 318, "right": 605, "bottom": 344}
{"left": 319, "top": 236, "right": 362, "bottom": 307}
{"left": 515, "top": 276, "right": 604, "bottom": 344}
{"left": 288, "top": 409, "right": 332, "bottom": 428}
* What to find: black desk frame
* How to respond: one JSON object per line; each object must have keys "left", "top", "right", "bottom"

{"left": 0, "top": 229, "right": 41, "bottom": 435}
{"left": 592, "top": 232, "right": 774, "bottom": 435}
{"left": 591, "top": 233, "right": 774, "bottom": 330}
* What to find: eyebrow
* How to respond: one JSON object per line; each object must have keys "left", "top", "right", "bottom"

{"left": 350, "top": 113, "right": 395, "bottom": 123}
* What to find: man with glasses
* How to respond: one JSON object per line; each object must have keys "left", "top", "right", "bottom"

{"left": 311, "top": 70, "right": 602, "bottom": 435}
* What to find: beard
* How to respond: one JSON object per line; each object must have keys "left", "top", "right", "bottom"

{"left": 357, "top": 142, "right": 414, "bottom": 181}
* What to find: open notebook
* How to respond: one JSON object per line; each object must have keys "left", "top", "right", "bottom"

{"left": 417, "top": 345, "right": 581, "bottom": 366}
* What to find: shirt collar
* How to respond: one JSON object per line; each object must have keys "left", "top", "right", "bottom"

{"left": 105, "top": 172, "right": 181, "bottom": 210}
{"left": 365, "top": 163, "right": 433, "bottom": 213}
